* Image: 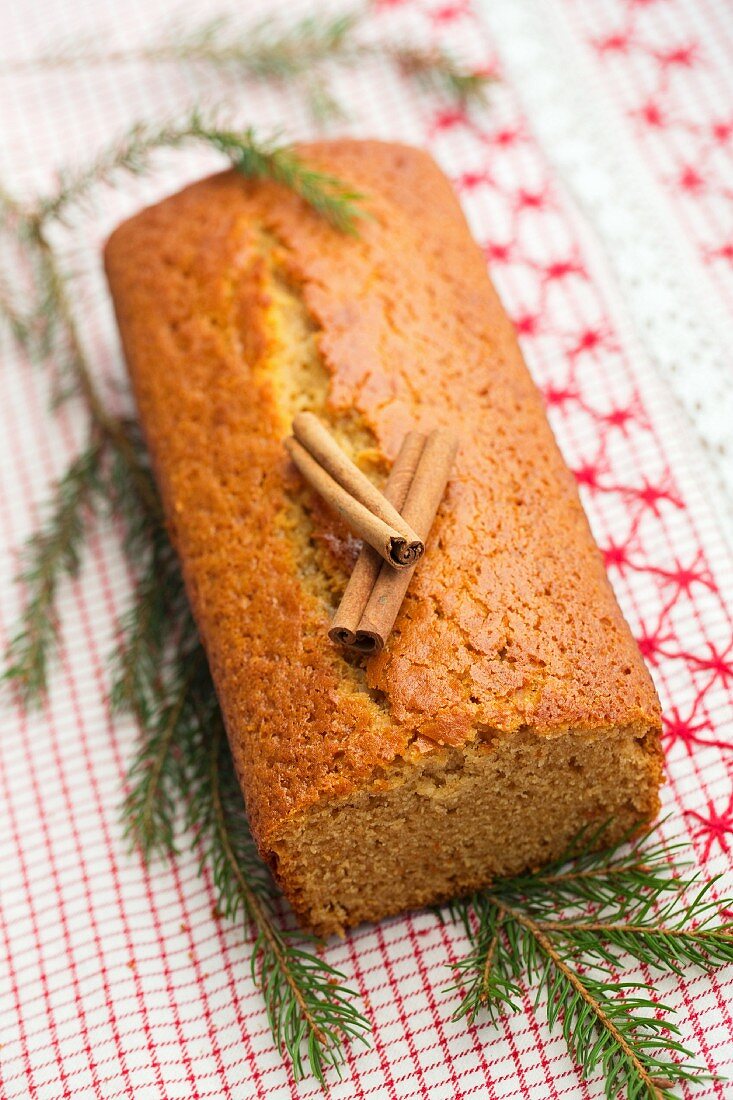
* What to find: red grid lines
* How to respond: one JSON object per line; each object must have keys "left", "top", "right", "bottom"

{"left": 1, "top": 0, "right": 733, "bottom": 1097}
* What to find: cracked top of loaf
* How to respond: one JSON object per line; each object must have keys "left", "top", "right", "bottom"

{"left": 104, "top": 140, "right": 661, "bottom": 848}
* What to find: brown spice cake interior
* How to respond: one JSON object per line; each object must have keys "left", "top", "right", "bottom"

{"left": 104, "top": 140, "right": 663, "bottom": 936}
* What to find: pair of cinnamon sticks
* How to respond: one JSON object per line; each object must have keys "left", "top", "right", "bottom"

{"left": 285, "top": 413, "right": 457, "bottom": 654}
{"left": 285, "top": 413, "right": 424, "bottom": 569}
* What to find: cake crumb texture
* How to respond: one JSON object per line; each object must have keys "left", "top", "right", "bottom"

{"left": 105, "top": 140, "right": 663, "bottom": 935}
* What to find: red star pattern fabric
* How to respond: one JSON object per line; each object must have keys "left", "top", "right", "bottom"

{"left": 1, "top": 0, "right": 733, "bottom": 1097}
{"left": 565, "top": 0, "right": 733, "bottom": 309}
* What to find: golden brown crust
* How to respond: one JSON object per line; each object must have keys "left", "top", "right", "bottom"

{"left": 104, "top": 140, "right": 662, "bottom": 856}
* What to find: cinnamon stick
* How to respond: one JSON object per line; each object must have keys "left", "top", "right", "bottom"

{"left": 285, "top": 437, "right": 419, "bottom": 570}
{"left": 329, "top": 431, "right": 426, "bottom": 647}
{"left": 292, "top": 412, "right": 424, "bottom": 567}
{"left": 352, "top": 428, "right": 459, "bottom": 654}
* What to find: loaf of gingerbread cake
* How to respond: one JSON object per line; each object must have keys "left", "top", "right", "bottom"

{"left": 105, "top": 140, "right": 663, "bottom": 936}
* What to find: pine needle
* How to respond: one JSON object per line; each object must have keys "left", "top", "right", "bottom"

{"left": 0, "top": 190, "right": 55, "bottom": 357}
{"left": 185, "top": 681, "right": 370, "bottom": 1081}
{"left": 2, "top": 438, "right": 104, "bottom": 703}
{"left": 391, "top": 45, "right": 494, "bottom": 106}
{"left": 0, "top": 11, "right": 360, "bottom": 78}
{"left": 32, "top": 110, "right": 367, "bottom": 233}
{"left": 0, "top": 10, "right": 493, "bottom": 121}
{"left": 449, "top": 824, "right": 733, "bottom": 1098}
{"left": 148, "top": 11, "right": 360, "bottom": 81}
{"left": 0, "top": 273, "right": 33, "bottom": 347}
{"left": 187, "top": 117, "right": 367, "bottom": 234}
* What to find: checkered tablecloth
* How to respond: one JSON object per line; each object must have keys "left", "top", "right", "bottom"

{"left": 2, "top": 1, "right": 733, "bottom": 1097}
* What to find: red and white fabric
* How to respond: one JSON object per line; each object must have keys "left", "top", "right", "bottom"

{"left": 1, "top": 0, "right": 732, "bottom": 1096}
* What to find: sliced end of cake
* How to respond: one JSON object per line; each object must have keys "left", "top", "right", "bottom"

{"left": 269, "top": 720, "right": 661, "bottom": 937}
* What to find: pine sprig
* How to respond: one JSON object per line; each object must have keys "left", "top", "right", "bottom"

{"left": 114, "top": 570, "right": 197, "bottom": 860}
{"left": 184, "top": 681, "right": 370, "bottom": 1081}
{"left": 3, "top": 438, "right": 104, "bottom": 703}
{"left": 1, "top": 190, "right": 56, "bottom": 358}
{"left": 115, "top": 593, "right": 372, "bottom": 1083}
{"left": 33, "top": 412, "right": 375, "bottom": 1079}
{"left": 449, "top": 826, "right": 733, "bottom": 1098}
{"left": 1, "top": 12, "right": 359, "bottom": 78}
{"left": 151, "top": 11, "right": 360, "bottom": 80}
{"left": 0, "top": 273, "right": 33, "bottom": 347}
{"left": 44, "top": 316, "right": 369, "bottom": 1081}
{"left": 119, "top": 657, "right": 190, "bottom": 858}
{"left": 520, "top": 921, "right": 707, "bottom": 1100}
{"left": 108, "top": 426, "right": 198, "bottom": 861}
{"left": 392, "top": 45, "right": 493, "bottom": 105}
{"left": 0, "top": 10, "right": 493, "bottom": 121}
{"left": 30, "top": 110, "right": 367, "bottom": 234}
{"left": 192, "top": 120, "right": 368, "bottom": 234}
{"left": 109, "top": 489, "right": 187, "bottom": 728}
{"left": 450, "top": 900, "right": 524, "bottom": 1024}
{"left": 1, "top": 113, "right": 367, "bottom": 694}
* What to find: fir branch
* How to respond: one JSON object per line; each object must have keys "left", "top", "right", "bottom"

{"left": 2, "top": 438, "right": 104, "bottom": 702}
{"left": 109, "top": 536, "right": 182, "bottom": 718}
{"left": 450, "top": 900, "right": 523, "bottom": 1024}
{"left": 532, "top": 885, "right": 733, "bottom": 975}
{"left": 112, "top": 457, "right": 191, "bottom": 859}
{"left": 0, "top": 10, "right": 493, "bottom": 120}
{"left": 19, "top": 221, "right": 87, "bottom": 387}
{"left": 152, "top": 11, "right": 360, "bottom": 80}
{"left": 390, "top": 46, "right": 493, "bottom": 106}
{"left": 0, "top": 183, "right": 54, "bottom": 355}
{"left": 108, "top": 441, "right": 186, "bottom": 727}
{"left": 188, "top": 119, "right": 367, "bottom": 234}
{"left": 184, "top": 694, "right": 370, "bottom": 1081}
{"left": 119, "top": 653, "right": 191, "bottom": 859}
{"left": 1, "top": 12, "right": 360, "bottom": 78}
{"left": 2, "top": 217, "right": 160, "bottom": 702}
{"left": 30, "top": 111, "right": 367, "bottom": 233}
{"left": 2, "top": 123, "right": 360, "bottom": 707}
{"left": 23, "top": 216, "right": 158, "bottom": 494}
{"left": 31, "top": 115, "right": 214, "bottom": 224}
{"left": 519, "top": 911, "right": 707, "bottom": 1100}
{"left": 0, "top": 273, "right": 33, "bottom": 346}
{"left": 117, "top": 579, "right": 371, "bottom": 1076}
{"left": 496, "top": 819, "right": 691, "bottom": 910}
{"left": 449, "top": 825, "right": 733, "bottom": 1098}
